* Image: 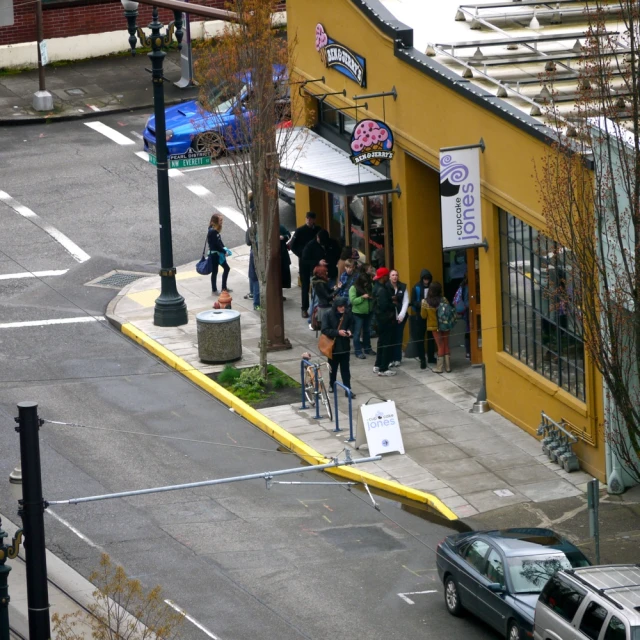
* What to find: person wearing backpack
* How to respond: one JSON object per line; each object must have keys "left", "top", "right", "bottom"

{"left": 421, "top": 281, "right": 456, "bottom": 373}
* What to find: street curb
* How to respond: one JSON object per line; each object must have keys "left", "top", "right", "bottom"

{"left": 0, "top": 95, "right": 197, "bottom": 126}
{"left": 113, "top": 320, "right": 458, "bottom": 522}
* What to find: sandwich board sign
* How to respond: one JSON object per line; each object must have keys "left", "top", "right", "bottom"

{"left": 355, "top": 400, "right": 404, "bottom": 456}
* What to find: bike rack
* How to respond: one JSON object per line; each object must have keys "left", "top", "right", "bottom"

{"left": 300, "top": 359, "right": 322, "bottom": 420}
{"left": 333, "top": 381, "right": 355, "bottom": 441}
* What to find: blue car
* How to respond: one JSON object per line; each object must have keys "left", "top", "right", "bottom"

{"left": 436, "top": 528, "right": 591, "bottom": 640}
{"left": 143, "top": 68, "right": 289, "bottom": 159}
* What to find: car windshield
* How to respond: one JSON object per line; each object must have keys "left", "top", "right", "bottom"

{"left": 200, "top": 83, "right": 246, "bottom": 113}
{"left": 507, "top": 554, "right": 572, "bottom": 594}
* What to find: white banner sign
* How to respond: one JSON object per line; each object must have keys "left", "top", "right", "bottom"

{"left": 355, "top": 401, "right": 404, "bottom": 457}
{"left": 39, "top": 40, "right": 49, "bottom": 66}
{"left": 440, "top": 147, "right": 482, "bottom": 250}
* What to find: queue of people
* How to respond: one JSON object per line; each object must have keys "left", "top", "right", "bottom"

{"left": 209, "top": 207, "right": 470, "bottom": 395}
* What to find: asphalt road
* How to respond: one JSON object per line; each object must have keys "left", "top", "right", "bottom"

{"left": 0, "top": 112, "right": 499, "bottom": 640}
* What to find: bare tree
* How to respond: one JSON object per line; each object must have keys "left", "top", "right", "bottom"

{"left": 536, "top": 0, "right": 640, "bottom": 485}
{"left": 194, "top": 0, "right": 307, "bottom": 377}
{"left": 52, "top": 553, "right": 184, "bottom": 640}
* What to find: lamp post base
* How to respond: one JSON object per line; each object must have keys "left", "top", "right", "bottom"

{"left": 32, "top": 90, "right": 53, "bottom": 112}
{"left": 154, "top": 285, "right": 188, "bottom": 327}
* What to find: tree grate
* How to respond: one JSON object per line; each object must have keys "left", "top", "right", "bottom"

{"left": 86, "top": 271, "right": 150, "bottom": 289}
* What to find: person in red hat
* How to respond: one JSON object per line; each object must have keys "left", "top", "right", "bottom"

{"left": 372, "top": 267, "right": 397, "bottom": 376}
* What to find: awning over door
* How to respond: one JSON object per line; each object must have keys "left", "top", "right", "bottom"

{"left": 278, "top": 128, "right": 393, "bottom": 196}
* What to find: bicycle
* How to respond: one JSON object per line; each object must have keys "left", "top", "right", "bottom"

{"left": 302, "top": 359, "right": 333, "bottom": 421}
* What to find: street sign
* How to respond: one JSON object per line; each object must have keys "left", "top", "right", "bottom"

{"left": 148, "top": 151, "right": 211, "bottom": 169}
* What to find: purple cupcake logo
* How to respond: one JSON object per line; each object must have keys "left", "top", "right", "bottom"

{"left": 440, "top": 154, "right": 470, "bottom": 198}
{"left": 350, "top": 119, "right": 394, "bottom": 166}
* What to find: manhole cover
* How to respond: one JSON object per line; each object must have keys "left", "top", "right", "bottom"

{"left": 65, "top": 88, "right": 86, "bottom": 96}
{"left": 86, "top": 270, "right": 150, "bottom": 289}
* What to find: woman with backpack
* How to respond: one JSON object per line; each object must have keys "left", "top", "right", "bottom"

{"left": 310, "top": 265, "right": 334, "bottom": 330}
{"left": 421, "top": 281, "right": 456, "bottom": 373}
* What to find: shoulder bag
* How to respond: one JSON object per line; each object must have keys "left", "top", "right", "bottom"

{"left": 318, "top": 316, "right": 343, "bottom": 359}
{"left": 196, "top": 238, "right": 213, "bottom": 275}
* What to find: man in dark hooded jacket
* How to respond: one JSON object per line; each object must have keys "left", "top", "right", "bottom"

{"left": 321, "top": 297, "right": 355, "bottom": 397}
{"left": 405, "top": 269, "right": 436, "bottom": 368}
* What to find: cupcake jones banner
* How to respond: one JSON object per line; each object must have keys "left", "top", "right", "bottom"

{"left": 315, "top": 24, "right": 366, "bottom": 88}
{"left": 439, "top": 147, "right": 482, "bottom": 250}
{"left": 350, "top": 120, "right": 394, "bottom": 167}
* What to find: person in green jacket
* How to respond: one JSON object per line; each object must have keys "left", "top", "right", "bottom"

{"left": 349, "top": 271, "right": 376, "bottom": 358}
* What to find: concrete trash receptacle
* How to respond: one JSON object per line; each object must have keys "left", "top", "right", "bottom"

{"left": 196, "top": 309, "right": 242, "bottom": 364}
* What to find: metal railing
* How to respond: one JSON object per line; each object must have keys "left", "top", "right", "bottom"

{"left": 333, "top": 381, "right": 355, "bottom": 441}
{"left": 537, "top": 411, "right": 580, "bottom": 472}
{"left": 300, "top": 358, "right": 321, "bottom": 420}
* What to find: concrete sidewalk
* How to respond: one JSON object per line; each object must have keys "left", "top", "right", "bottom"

{"left": 107, "top": 245, "right": 597, "bottom": 521}
{"left": 0, "top": 50, "right": 197, "bottom": 124}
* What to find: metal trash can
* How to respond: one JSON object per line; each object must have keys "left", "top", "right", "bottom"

{"left": 196, "top": 309, "right": 242, "bottom": 364}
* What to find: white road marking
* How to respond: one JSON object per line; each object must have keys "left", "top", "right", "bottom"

{"left": 217, "top": 205, "right": 247, "bottom": 231}
{"left": 186, "top": 184, "right": 210, "bottom": 197}
{"left": 47, "top": 510, "right": 104, "bottom": 551}
{"left": 136, "top": 150, "right": 150, "bottom": 162}
{"left": 0, "top": 269, "right": 68, "bottom": 280}
{"left": 130, "top": 130, "right": 144, "bottom": 140}
{"left": 0, "top": 316, "right": 105, "bottom": 329}
{"left": 0, "top": 191, "right": 91, "bottom": 263}
{"left": 185, "top": 186, "right": 247, "bottom": 230}
{"left": 397, "top": 590, "right": 438, "bottom": 605}
{"left": 182, "top": 161, "right": 248, "bottom": 172}
{"left": 164, "top": 600, "right": 220, "bottom": 639}
{"left": 84, "top": 121, "right": 135, "bottom": 145}
{"left": 87, "top": 104, "right": 101, "bottom": 112}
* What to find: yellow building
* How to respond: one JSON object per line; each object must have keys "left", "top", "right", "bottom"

{"left": 283, "top": 0, "right": 605, "bottom": 479}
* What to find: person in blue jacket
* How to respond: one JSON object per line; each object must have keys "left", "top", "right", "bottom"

{"left": 207, "top": 213, "right": 231, "bottom": 294}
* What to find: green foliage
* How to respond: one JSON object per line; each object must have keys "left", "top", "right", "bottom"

{"left": 216, "top": 365, "right": 299, "bottom": 405}
{"left": 52, "top": 553, "right": 184, "bottom": 640}
{"left": 217, "top": 364, "right": 241, "bottom": 386}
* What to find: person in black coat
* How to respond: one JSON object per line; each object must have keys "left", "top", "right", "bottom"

{"left": 207, "top": 213, "right": 231, "bottom": 294}
{"left": 321, "top": 296, "right": 355, "bottom": 398}
{"left": 405, "top": 268, "right": 436, "bottom": 368}
{"left": 372, "top": 267, "right": 397, "bottom": 376}
{"left": 291, "top": 211, "right": 321, "bottom": 317}
{"left": 280, "top": 224, "right": 292, "bottom": 291}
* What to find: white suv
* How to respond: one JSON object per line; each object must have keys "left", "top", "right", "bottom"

{"left": 534, "top": 565, "right": 640, "bottom": 640}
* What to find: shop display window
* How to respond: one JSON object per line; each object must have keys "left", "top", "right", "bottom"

{"left": 499, "top": 209, "right": 586, "bottom": 401}
{"left": 329, "top": 194, "right": 347, "bottom": 248}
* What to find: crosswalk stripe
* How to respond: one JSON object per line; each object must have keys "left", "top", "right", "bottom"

{"left": 84, "top": 121, "right": 135, "bottom": 145}
{"left": 0, "top": 316, "right": 105, "bottom": 329}
{"left": 0, "top": 191, "right": 91, "bottom": 263}
{"left": 185, "top": 185, "right": 247, "bottom": 230}
{"left": 0, "top": 269, "right": 68, "bottom": 281}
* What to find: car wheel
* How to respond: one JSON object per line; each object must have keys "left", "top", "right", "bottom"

{"left": 444, "top": 576, "right": 463, "bottom": 617}
{"left": 194, "top": 131, "right": 225, "bottom": 158}
{"left": 507, "top": 620, "right": 521, "bottom": 640}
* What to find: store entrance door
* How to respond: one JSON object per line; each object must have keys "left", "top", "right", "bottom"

{"left": 467, "top": 247, "right": 483, "bottom": 364}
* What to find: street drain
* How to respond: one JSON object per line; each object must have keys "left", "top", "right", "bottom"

{"left": 65, "top": 88, "right": 86, "bottom": 96}
{"left": 86, "top": 270, "right": 150, "bottom": 289}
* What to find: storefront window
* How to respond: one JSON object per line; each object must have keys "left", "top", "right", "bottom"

{"left": 343, "top": 113, "right": 357, "bottom": 137}
{"left": 320, "top": 102, "right": 339, "bottom": 130}
{"left": 329, "top": 194, "right": 347, "bottom": 247}
{"left": 500, "top": 209, "right": 585, "bottom": 401}
{"left": 368, "top": 195, "right": 386, "bottom": 268}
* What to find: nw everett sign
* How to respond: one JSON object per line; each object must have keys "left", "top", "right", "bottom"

{"left": 149, "top": 150, "right": 212, "bottom": 169}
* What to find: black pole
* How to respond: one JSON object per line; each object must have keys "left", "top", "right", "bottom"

{"left": 147, "top": 7, "right": 188, "bottom": 327}
{"left": 16, "top": 402, "right": 50, "bottom": 640}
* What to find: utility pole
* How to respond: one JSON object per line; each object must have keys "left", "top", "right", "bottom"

{"left": 15, "top": 402, "right": 51, "bottom": 640}
{"left": 32, "top": 0, "right": 53, "bottom": 112}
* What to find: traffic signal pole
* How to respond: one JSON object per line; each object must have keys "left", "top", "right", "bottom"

{"left": 15, "top": 402, "right": 50, "bottom": 640}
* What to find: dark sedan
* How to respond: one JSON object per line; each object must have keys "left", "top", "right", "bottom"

{"left": 436, "top": 528, "right": 591, "bottom": 640}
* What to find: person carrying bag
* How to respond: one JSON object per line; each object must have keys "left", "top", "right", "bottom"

{"left": 319, "top": 297, "right": 355, "bottom": 398}
{"left": 421, "top": 281, "right": 456, "bottom": 373}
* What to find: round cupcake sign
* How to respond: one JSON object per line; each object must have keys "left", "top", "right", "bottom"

{"left": 350, "top": 119, "right": 394, "bottom": 166}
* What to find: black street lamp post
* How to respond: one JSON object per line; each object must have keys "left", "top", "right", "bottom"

{"left": 122, "top": 0, "right": 188, "bottom": 327}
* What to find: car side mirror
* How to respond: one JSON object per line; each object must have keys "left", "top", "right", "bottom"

{"left": 487, "top": 582, "right": 504, "bottom": 593}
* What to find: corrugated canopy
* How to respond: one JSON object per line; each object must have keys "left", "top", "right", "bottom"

{"left": 278, "top": 128, "right": 393, "bottom": 196}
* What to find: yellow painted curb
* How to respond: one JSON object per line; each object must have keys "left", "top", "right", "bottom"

{"left": 121, "top": 322, "right": 458, "bottom": 521}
